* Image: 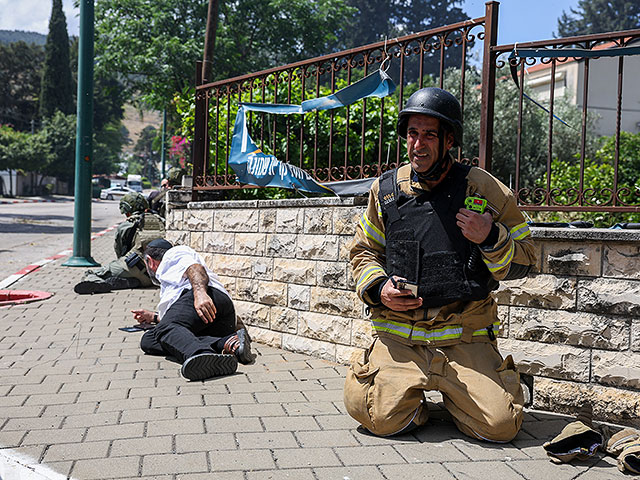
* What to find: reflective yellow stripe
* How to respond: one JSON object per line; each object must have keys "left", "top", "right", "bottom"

{"left": 357, "top": 264, "right": 386, "bottom": 290}
{"left": 484, "top": 240, "right": 514, "bottom": 272}
{"left": 371, "top": 319, "right": 412, "bottom": 338}
{"left": 371, "top": 319, "right": 500, "bottom": 343}
{"left": 510, "top": 222, "right": 531, "bottom": 240}
{"left": 359, "top": 213, "right": 385, "bottom": 247}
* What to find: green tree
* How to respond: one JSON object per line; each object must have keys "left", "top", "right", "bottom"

{"left": 38, "top": 112, "right": 77, "bottom": 183}
{"left": 0, "top": 41, "right": 44, "bottom": 131}
{"left": 342, "top": 0, "right": 471, "bottom": 78}
{"left": 40, "top": 0, "right": 74, "bottom": 118}
{"left": 214, "top": 0, "right": 354, "bottom": 78}
{"left": 94, "top": 0, "right": 354, "bottom": 111}
{"left": 132, "top": 125, "right": 161, "bottom": 181}
{"left": 596, "top": 131, "right": 640, "bottom": 188}
{"left": 443, "top": 66, "right": 597, "bottom": 190}
{"left": 94, "top": 0, "right": 208, "bottom": 111}
{"left": 69, "top": 37, "right": 127, "bottom": 175}
{"left": 557, "top": 0, "right": 640, "bottom": 37}
{"left": 534, "top": 132, "right": 640, "bottom": 226}
{"left": 93, "top": 122, "right": 126, "bottom": 175}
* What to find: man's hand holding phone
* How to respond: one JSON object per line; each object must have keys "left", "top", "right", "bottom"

{"left": 381, "top": 275, "right": 422, "bottom": 311}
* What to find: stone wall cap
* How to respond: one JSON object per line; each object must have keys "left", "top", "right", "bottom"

{"left": 185, "top": 196, "right": 367, "bottom": 209}
{"left": 531, "top": 227, "right": 640, "bottom": 242}
{"left": 188, "top": 199, "right": 258, "bottom": 209}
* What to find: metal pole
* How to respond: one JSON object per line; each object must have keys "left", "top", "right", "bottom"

{"left": 478, "top": 1, "right": 499, "bottom": 172}
{"left": 63, "top": 0, "right": 99, "bottom": 267}
{"left": 192, "top": 61, "right": 205, "bottom": 202}
{"left": 160, "top": 108, "right": 167, "bottom": 179}
{"left": 202, "top": 0, "right": 219, "bottom": 84}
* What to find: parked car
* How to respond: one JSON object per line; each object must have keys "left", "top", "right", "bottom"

{"left": 100, "top": 185, "right": 136, "bottom": 200}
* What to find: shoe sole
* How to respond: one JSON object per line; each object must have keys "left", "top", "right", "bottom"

{"left": 181, "top": 353, "right": 238, "bottom": 381}
{"left": 236, "top": 329, "right": 256, "bottom": 365}
{"left": 74, "top": 281, "right": 112, "bottom": 295}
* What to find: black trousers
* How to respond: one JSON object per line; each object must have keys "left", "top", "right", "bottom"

{"left": 140, "top": 287, "right": 236, "bottom": 363}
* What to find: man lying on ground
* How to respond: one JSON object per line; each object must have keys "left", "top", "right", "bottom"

{"left": 132, "top": 239, "right": 255, "bottom": 381}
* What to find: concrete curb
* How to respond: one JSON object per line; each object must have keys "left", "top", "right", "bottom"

{"left": 0, "top": 224, "right": 118, "bottom": 289}
{"left": 0, "top": 196, "right": 108, "bottom": 204}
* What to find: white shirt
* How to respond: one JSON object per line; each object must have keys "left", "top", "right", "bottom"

{"left": 155, "top": 245, "right": 230, "bottom": 320}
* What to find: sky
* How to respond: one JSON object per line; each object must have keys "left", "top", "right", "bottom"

{"left": 0, "top": 0, "right": 580, "bottom": 46}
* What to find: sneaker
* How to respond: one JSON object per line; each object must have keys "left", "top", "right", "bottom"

{"left": 74, "top": 281, "right": 112, "bottom": 295}
{"left": 223, "top": 328, "right": 256, "bottom": 365}
{"left": 180, "top": 352, "right": 237, "bottom": 381}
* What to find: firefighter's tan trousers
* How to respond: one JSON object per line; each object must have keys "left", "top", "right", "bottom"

{"left": 344, "top": 336, "right": 524, "bottom": 441}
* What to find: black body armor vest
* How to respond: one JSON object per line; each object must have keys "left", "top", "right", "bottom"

{"left": 378, "top": 164, "right": 497, "bottom": 308}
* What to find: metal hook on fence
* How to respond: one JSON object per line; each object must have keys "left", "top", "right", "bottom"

{"left": 509, "top": 42, "right": 519, "bottom": 61}
{"left": 379, "top": 36, "right": 391, "bottom": 73}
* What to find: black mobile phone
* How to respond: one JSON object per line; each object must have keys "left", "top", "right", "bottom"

{"left": 396, "top": 280, "right": 418, "bottom": 298}
{"left": 119, "top": 323, "right": 155, "bottom": 333}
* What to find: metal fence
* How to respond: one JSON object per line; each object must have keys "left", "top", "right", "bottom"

{"left": 192, "top": 6, "right": 492, "bottom": 191}
{"left": 492, "top": 29, "right": 640, "bottom": 213}
{"left": 191, "top": 1, "right": 640, "bottom": 214}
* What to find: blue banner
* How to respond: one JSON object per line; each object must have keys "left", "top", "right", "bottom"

{"left": 229, "top": 69, "right": 396, "bottom": 194}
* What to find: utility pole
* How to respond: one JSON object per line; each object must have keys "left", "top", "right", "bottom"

{"left": 63, "top": 0, "right": 99, "bottom": 267}
{"left": 202, "top": 0, "right": 220, "bottom": 84}
{"left": 160, "top": 108, "right": 167, "bottom": 179}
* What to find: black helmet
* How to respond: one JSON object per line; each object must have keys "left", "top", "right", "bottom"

{"left": 397, "top": 87, "right": 463, "bottom": 147}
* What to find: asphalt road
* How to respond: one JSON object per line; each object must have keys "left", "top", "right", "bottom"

{"left": 0, "top": 197, "right": 123, "bottom": 282}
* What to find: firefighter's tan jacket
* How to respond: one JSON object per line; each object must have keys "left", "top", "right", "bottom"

{"left": 350, "top": 162, "right": 536, "bottom": 347}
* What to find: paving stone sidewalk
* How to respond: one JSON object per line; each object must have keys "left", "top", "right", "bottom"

{"left": 0, "top": 230, "right": 629, "bottom": 479}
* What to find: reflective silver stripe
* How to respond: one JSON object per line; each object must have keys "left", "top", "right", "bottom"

{"left": 510, "top": 222, "right": 531, "bottom": 240}
{"left": 371, "top": 319, "right": 500, "bottom": 343}
{"left": 359, "top": 213, "right": 385, "bottom": 247}
{"left": 357, "top": 264, "right": 386, "bottom": 290}
{"left": 484, "top": 239, "right": 514, "bottom": 272}
{"left": 371, "top": 319, "right": 412, "bottom": 338}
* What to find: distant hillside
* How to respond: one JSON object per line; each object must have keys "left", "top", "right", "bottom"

{"left": 0, "top": 30, "right": 46, "bottom": 46}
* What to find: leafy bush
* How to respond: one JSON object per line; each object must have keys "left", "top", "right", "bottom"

{"left": 532, "top": 132, "right": 640, "bottom": 227}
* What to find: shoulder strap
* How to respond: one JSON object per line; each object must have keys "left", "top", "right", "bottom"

{"left": 378, "top": 169, "right": 401, "bottom": 225}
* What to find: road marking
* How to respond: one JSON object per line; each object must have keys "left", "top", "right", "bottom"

{"left": 0, "top": 449, "right": 68, "bottom": 480}
{"left": 0, "top": 225, "right": 117, "bottom": 289}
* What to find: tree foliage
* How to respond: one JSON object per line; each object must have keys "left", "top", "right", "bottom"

{"left": 343, "top": 0, "right": 471, "bottom": 77}
{"left": 0, "top": 41, "right": 44, "bottom": 131}
{"left": 214, "top": 0, "right": 354, "bottom": 78}
{"left": 442, "top": 67, "right": 597, "bottom": 190}
{"left": 40, "top": 0, "right": 74, "bottom": 118}
{"left": 37, "top": 112, "right": 78, "bottom": 182}
{"left": 95, "top": 0, "right": 209, "bottom": 111}
{"left": 534, "top": 132, "right": 640, "bottom": 226}
{"left": 0, "top": 30, "right": 46, "bottom": 46}
{"left": 174, "top": 72, "right": 399, "bottom": 183}
{"left": 94, "top": 0, "right": 355, "bottom": 111}
{"left": 556, "top": 0, "right": 640, "bottom": 37}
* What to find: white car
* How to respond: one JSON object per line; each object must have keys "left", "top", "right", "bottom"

{"left": 100, "top": 185, "right": 136, "bottom": 200}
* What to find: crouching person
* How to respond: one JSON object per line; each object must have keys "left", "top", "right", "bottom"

{"left": 344, "top": 88, "right": 537, "bottom": 441}
{"left": 134, "top": 239, "right": 255, "bottom": 381}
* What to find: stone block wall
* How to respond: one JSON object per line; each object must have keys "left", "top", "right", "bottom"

{"left": 166, "top": 195, "right": 640, "bottom": 427}
{"left": 497, "top": 228, "right": 640, "bottom": 427}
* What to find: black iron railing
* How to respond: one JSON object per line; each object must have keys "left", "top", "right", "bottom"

{"left": 191, "top": 1, "right": 639, "bottom": 215}
{"left": 492, "top": 29, "right": 640, "bottom": 213}
{"left": 191, "top": 5, "right": 493, "bottom": 193}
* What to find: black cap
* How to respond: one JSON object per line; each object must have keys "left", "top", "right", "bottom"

{"left": 147, "top": 239, "right": 173, "bottom": 250}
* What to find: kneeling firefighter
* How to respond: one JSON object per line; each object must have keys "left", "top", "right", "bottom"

{"left": 344, "top": 87, "right": 537, "bottom": 440}
{"left": 74, "top": 192, "right": 166, "bottom": 294}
